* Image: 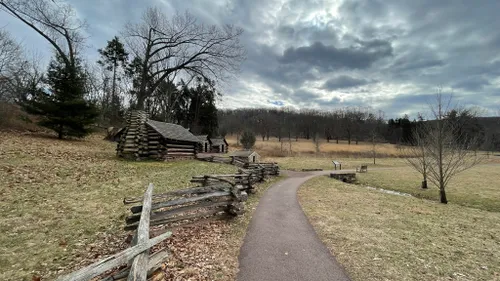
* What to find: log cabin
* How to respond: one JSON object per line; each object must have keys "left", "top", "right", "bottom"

{"left": 196, "top": 135, "right": 210, "bottom": 153}
{"left": 229, "top": 150, "right": 261, "bottom": 163}
{"left": 210, "top": 137, "right": 229, "bottom": 153}
{"left": 116, "top": 111, "right": 199, "bottom": 160}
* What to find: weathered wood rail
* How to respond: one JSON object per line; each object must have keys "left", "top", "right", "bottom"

{"left": 190, "top": 172, "right": 262, "bottom": 193}
{"left": 246, "top": 163, "right": 280, "bottom": 177}
{"left": 123, "top": 183, "right": 248, "bottom": 231}
{"left": 55, "top": 160, "right": 280, "bottom": 280}
{"left": 56, "top": 183, "right": 171, "bottom": 281}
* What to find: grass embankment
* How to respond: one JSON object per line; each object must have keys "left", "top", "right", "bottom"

{"left": 299, "top": 176, "right": 500, "bottom": 281}
{"left": 0, "top": 132, "right": 277, "bottom": 280}
{"left": 357, "top": 165, "right": 500, "bottom": 212}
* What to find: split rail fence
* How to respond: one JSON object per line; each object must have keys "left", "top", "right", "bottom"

{"left": 56, "top": 184, "right": 171, "bottom": 281}
{"left": 55, "top": 161, "right": 280, "bottom": 281}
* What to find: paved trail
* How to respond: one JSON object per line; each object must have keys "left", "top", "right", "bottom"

{"left": 237, "top": 170, "right": 351, "bottom": 281}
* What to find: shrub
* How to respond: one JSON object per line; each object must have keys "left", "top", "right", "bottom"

{"left": 240, "top": 130, "right": 256, "bottom": 149}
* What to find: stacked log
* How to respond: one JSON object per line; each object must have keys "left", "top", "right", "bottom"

{"left": 247, "top": 162, "right": 280, "bottom": 176}
{"left": 117, "top": 111, "right": 149, "bottom": 159}
{"left": 165, "top": 143, "right": 196, "bottom": 160}
{"left": 123, "top": 185, "right": 247, "bottom": 231}
{"left": 146, "top": 127, "right": 164, "bottom": 160}
{"left": 232, "top": 158, "right": 246, "bottom": 168}
{"left": 190, "top": 173, "right": 256, "bottom": 193}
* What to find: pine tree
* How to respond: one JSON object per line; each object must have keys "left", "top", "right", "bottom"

{"left": 240, "top": 131, "right": 256, "bottom": 149}
{"left": 97, "top": 36, "right": 128, "bottom": 124}
{"left": 22, "top": 53, "right": 98, "bottom": 139}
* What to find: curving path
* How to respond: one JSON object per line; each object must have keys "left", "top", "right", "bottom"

{"left": 237, "top": 170, "right": 352, "bottom": 281}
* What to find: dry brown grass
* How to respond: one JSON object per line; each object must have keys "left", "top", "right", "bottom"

{"left": 226, "top": 135, "right": 402, "bottom": 158}
{"left": 357, "top": 164, "right": 500, "bottom": 212}
{"left": 0, "top": 131, "right": 275, "bottom": 280}
{"left": 262, "top": 156, "right": 406, "bottom": 171}
{"left": 299, "top": 176, "right": 500, "bottom": 281}
{"left": 0, "top": 103, "right": 44, "bottom": 133}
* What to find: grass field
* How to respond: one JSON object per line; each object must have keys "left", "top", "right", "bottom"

{"left": 0, "top": 132, "right": 275, "bottom": 280}
{"left": 357, "top": 165, "right": 500, "bottom": 212}
{"left": 299, "top": 176, "right": 500, "bottom": 281}
{"left": 263, "top": 156, "right": 406, "bottom": 171}
{"left": 225, "top": 135, "right": 402, "bottom": 158}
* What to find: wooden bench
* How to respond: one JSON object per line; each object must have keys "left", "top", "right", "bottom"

{"left": 332, "top": 160, "right": 342, "bottom": 170}
{"left": 330, "top": 172, "right": 356, "bottom": 183}
{"left": 356, "top": 165, "right": 368, "bottom": 173}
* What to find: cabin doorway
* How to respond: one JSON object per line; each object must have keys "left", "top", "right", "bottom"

{"left": 204, "top": 142, "right": 208, "bottom": 152}
{"left": 252, "top": 155, "right": 256, "bottom": 163}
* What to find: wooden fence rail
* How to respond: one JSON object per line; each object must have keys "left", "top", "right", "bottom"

{"left": 55, "top": 160, "right": 280, "bottom": 280}
{"left": 123, "top": 184, "right": 247, "bottom": 231}
{"left": 56, "top": 183, "right": 171, "bottom": 281}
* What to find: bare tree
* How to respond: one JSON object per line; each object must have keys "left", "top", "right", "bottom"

{"left": 0, "top": 0, "right": 86, "bottom": 69}
{"left": 0, "top": 28, "right": 23, "bottom": 101}
{"left": 0, "top": 28, "right": 22, "bottom": 75}
{"left": 417, "top": 93, "right": 484, "bottom": 203}
{"left": 123, "top": 8, "right": 245, "bottom": 109}
{"left": 400, "top": 119, "right": 429, "bottom": 189}
{"left": 369, "top": 130, "right": 384, "bottom": 165}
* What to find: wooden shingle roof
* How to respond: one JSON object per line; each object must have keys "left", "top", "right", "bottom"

{"left": 211, "top": 138, "right": 227, "bottom": 146}
{"left": 229, "top": 150, "right": 258, "bottom": 157}
{"left": 195, "top": 135, "right": 208, "bottom": 142}
{"left": 146, "top": 120, "right": 200, "bottom": 143}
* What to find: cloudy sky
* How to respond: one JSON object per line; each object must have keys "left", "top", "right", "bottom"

{"left": 2, "top": 0, "right": 500, "bottom": 118}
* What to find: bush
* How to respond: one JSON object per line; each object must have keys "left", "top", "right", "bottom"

{"left": 240, "top": 130, "right": 256, "bottom": 149}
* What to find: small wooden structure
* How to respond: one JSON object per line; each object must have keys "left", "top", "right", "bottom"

{"left": 210, "top": 137, "right": 228, "bottom": 153}
{"left": 230, "top": 150, "right": 261, "bottom": 163}
{"left": 330, "top": 172, "right": 356, "bottom": 183}
{"left": 356, "top": 165, "right": 368, "bottom": 173}
{"left": 332, "top": 160, "right": 342, "bottom": 170}
{"left": 196, "top": 135, "right": 210, "bottom": 153}
{"left": 116, "top": 111, "right": 199, "bottom": 160}
{"left": 105, "top": 127, "right": 125, "bottom": 142}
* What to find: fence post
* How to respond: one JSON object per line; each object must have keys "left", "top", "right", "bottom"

{"left": 128, "top": 183, "right": 154, "bottom": 281}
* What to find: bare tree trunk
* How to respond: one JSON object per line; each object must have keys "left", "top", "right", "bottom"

{"left": 439, "top": 186, "right": 447, "bottom": 204}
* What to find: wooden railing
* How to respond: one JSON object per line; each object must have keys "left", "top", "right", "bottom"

{"left": 123, "top": 183, "right": 248, "bottom": 231}
{"left": 55, "top": 162, "right": 280, "bottom": 280}
{"left": 56, "top": 183, "right": 171, "bottom": 281}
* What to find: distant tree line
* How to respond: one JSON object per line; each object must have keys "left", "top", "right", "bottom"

{"left": 218, "top": 107, "right": 500, "bottom": 152}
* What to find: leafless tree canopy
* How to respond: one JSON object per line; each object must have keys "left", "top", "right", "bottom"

{"left": 402, "top": 93, "right": 484, "bottom": 203}
{"left": 123, "top": 8, "right": 245, "bottom": 109}
{"left": 0, "top": 28, "right": 22, "bottom": 75}
{"left": 0, "top": 28, "right": 44, "bottom": 102}
{"left": 0, "top": 0, "right": 86, "bottom": 67}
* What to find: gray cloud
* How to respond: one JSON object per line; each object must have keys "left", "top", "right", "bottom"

{"left": 322, "top": 75, "right": 374, "bottom": 90}
{"left": 1, "top": 0, "right": 500, "bottom": 117}
{"left": 278, "top": 40, "right": 393, "bottom": 71}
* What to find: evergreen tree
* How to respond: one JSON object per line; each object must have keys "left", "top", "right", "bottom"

{"left": 22, "top": 53, "right": 98, "bottom": 139}
{"left": 240, "top": 130, "right": 256, "bottom": 149}
{"left": 97, "top": 36, "right": 128, "bottom": 124}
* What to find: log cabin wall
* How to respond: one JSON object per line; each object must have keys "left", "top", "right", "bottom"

{"left": 117, "top": 111, "right": 149, "bottom": 159}
{"left": 117, "top": 110, "right": 198, "bottom": 161}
